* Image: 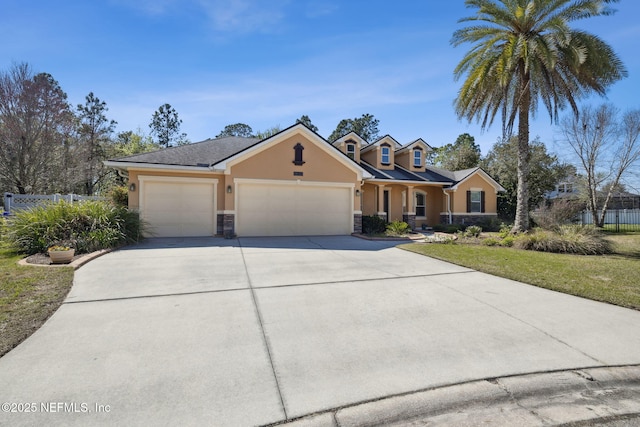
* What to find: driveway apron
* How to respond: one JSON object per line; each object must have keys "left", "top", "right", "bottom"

{"left": 1, "top": 236, "right": 640, "bottom": 426}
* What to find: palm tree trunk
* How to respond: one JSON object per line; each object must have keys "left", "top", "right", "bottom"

{"left": 512, "top": 72, "right": 531, "bottom": 233}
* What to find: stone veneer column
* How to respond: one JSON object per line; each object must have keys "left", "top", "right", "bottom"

{"left": 353, "top": 212, "right": 362, "bottom": 233}
{"left": 223, "top": 213, "right": 235, "bottom": 238}
{"left": 402, "top": 213, "right": 416, "bottom": 230}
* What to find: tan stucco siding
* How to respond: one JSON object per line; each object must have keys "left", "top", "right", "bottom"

{"left": 230, "top": 135, "right": 356, "bottom": 182}
{"left": 360, "top": 146, "right": 394, "bottom": 170}
{"left": 127, "top": 169, "right": 224, "bottom": 211}
{"left": 361, "top": 183, "right": 378, "bottom": 216}
{"left": 395, "top": 152, "right": 410, "bottom": 170}
{"left": 228, "top": 134, "right": 359, "bottom": 210}
{"left": 450, "top": 174, "right": 498, "bottom": 213}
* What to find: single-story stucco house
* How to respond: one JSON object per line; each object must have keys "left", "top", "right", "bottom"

{"left": 104, "top": 123, "right": 504, "bottom": 237}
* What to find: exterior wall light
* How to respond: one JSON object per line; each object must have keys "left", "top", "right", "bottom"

{"left": 226, "top": 185, "right": 232, "bottom": 194}
{"left": 129, "top": 183, "right": 136, "bottom": 192}
{"left": 355, "top": 189, "right": 361, "bottom": 197}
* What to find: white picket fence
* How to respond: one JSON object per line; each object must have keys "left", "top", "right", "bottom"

{"left": 3, "top": 192, "right": 104, "bottom": 214}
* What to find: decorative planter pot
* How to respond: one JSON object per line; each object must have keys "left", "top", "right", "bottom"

{"left": 48, "top": 249, "right": 75, "bottom": 264}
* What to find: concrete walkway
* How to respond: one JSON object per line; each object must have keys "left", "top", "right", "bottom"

{"left": 1, "top": 236, "right": 639, "bottom": 426}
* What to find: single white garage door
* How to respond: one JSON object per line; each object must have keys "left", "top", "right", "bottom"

{"left": 236, "top": 182, "right": 352, "bottom": 236}
{"left": 140, "top": 177, "right": 217, "bottom": 237}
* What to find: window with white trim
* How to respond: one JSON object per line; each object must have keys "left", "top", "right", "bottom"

{"left": 415, "top": 192, "right": 426, "bottom": 218}
{"left": 469, "top": 191, "right": 483, "bottom": 213}
{"left": 413, "top": 150, "right": 422, "bottom": 167}
{"left": 381, "top": 145, "right": 390, "bottom": 164}
{"left": 346, "top": 143, "right": 356, "bottom": 160}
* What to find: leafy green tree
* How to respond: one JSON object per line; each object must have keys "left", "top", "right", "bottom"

{"left": 254, "top": 126, "right": 282, "bottom": 140}
{"left": 112, "top": 130, "right": 159, "bottom": 157}
{"left": 482, "top": 137, "right": 572, "bottom": 221}
{"left": 452, "top": 0, "right": 627, "bottom": 232}
{"left": 296, "top": 115, "right": 318, "bottom": 133}
{"left": 0, "top": 63, "right": 74, "bottom": 194}
{"left": 216, "top": 123, "right": 253, "bottom": 138}
{"left": 429, "top": 133, "right": 481, "bottom": 170}
{"left": 76, "top": 92, "right": 117, "bottom": 195}
{"left": 149, "top": 103, "right": 188, "bottom": 147}
{"left": 104, "top": 130, "right": 160, "bottom": 188}
{"left": 328, "top": 113, "right": 379, "bottom": 142}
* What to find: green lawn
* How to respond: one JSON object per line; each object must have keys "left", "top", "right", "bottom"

{"left": 0, "top": 248, "right": 74, "bottom": 357}
{"left": 401, "top": 233, "right": 640, "bottom": 310}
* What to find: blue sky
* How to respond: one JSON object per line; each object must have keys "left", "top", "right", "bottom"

{"left": 2, "top": 0, "right": 639, "bottom": 159}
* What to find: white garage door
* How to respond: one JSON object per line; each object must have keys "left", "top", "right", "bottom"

{"left": 236, "top": 182, "right": 352, "bottom": 236}
{"left": 140, "top": 177, "right": 217, "bottom": 237}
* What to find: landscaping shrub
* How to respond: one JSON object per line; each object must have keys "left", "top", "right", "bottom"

{"left": 362, "top": 215, "right": 387, "bottom": 234}
{"left": 477, "top": 217, "right": 502, "bottom": 232}
{"left": 482, "top": 237, "right": 499, "bottom": 246}
{"left": 532, "top": 199, "right": 583, "bottom": 230}
{"left": 386, "top": 220, "right": 411, "bottom": 236}
{"left": 0, "top": 216, "right": 6, "bottom": 241}
{"left": 432, "top": 224, "right": 446, "bottom": 232}
{"left": 464, "top": 225, "right": 482, "bottom": 238}
{"left": 5, "top": 200, "right": 145, "bottom": 255}
{"left": 445, "top": 224, "right": 465, "bottom": 234}
{"left": 500, "top": 236, "right": 515, "bottom": 247}
{"left": 108, "top": 185, "right": 129, "bottom": 207}
{"left": 514, "top": 225, "right": 612, "bottom": 255}
{"left": 498, "top": 224, "right": 512, "bottom": 239}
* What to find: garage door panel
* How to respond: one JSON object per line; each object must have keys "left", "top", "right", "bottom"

{"left": 142, "top": 180, "right": 216, "bottom": 237}
{"left": 237, "top": 182, "right": 351, "bottom": 237}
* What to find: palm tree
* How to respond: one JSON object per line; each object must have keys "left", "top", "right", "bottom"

{"left": 452, "top": 0, "right": 626, "bottom": 232}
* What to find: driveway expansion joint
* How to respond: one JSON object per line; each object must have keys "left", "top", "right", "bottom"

{"left": 239, "top": 239, "right": 289, "bottom": 421}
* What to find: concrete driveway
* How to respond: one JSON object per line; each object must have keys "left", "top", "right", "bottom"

{"left": 1, "top": 236, "right": 640, "bottom": 426}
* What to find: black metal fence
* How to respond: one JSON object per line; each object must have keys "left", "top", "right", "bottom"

{"left": 579, "top": 209, "right": 640, "bottom": 232}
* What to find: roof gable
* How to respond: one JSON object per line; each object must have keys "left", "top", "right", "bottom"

{"left": 395, "top": 138, "right": 433, "bottom": 154}
{"left": 361, "top": 134, "right": 402, "bottom": 153}
{"left": 213, "top": 123, "right": 373, "bottom": 179}
{"left": 332, "top": 131, "right": 367, "bottom": 147}
{"left": 449, "top": 167, "right": 505, "bottom": 192}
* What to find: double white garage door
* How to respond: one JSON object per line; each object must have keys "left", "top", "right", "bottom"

{"left": 140, "top": 177, "right": 352, "bottom": 237}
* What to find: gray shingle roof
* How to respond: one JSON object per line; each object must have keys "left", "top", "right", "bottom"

{"left": 109, "top": 136, "right": 260, "bottom": 167}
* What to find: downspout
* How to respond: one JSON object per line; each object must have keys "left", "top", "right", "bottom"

{"left": 442, "top": 188, "right": 452, "bottom": 224}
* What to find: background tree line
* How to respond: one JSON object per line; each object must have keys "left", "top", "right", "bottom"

{"left": 0, "top": 62, "right": 187, "bottom": 196}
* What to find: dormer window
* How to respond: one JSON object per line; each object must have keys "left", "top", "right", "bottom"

{"left": 381, "top": 145, "right": 391, "bottom": 165}
{"left": 413, "top": 149, "right": 422, "bottom": 167}
{"left": 346, "top": 143, "right": 356, "bottom": 160}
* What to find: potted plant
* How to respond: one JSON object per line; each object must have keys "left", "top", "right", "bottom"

{"left": 47, "top": 244, "right": 75, "bottom": 264}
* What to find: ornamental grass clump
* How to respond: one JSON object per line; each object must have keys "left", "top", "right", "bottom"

{"left": 514, "top": 225, "right": 612, "bottom": 255}
{"left": 386, "top": 220, "right": 411, "bottom": 237}
{"left": 5, "top": 200, "right": 144, "bottom": 255}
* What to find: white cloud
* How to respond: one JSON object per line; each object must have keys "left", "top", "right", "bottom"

{"left": 197, "top": 0, "right": 291, "bottom": 33}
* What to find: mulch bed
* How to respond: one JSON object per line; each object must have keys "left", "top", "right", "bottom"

{"left": 25, "top": 253, "right": 84, "bottom": 265}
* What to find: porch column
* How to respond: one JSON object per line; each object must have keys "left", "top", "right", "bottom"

{"left": 403, "top": 186, "right": 416, "bottom": 230}
{"left": 376, "top": 185, "right": 386, "bottom": 220}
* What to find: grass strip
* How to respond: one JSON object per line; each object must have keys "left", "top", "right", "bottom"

{"left": 0, "top": 248, "right": 74, "bottom": 357}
